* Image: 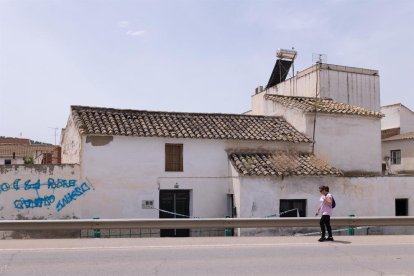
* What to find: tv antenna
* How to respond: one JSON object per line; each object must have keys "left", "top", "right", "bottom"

{"left": 312, "top": 53, "right": 327, "bottom": 64}
{"left": 49, "top": 127, "right": 59, "bottom": 145}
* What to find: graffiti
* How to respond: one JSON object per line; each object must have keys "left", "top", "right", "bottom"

{"left": 56, "top": 183, "right": 91, "bottom": 212}
{"left": 14, "top": 195, "right": 56, "bottom": 209}
{"left": 48, "top": 178, "right": 77, "bottom": 189}
{"left": 1, "top": 178, "right": 92, "bottom": 212}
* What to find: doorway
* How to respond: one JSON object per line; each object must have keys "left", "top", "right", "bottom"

{"left": 159, "top": 190, "right": 190, "bottom": 237}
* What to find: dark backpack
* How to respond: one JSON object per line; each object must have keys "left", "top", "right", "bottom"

{"left": 332, "top": 197, "right": 336, "bottom": 208}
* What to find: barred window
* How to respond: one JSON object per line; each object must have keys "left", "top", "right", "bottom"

{"left": 165, "top": 144, "right": 183, "bottom": 172}
{"left": 390, "top": 150, "right": 401, "bottom": 165}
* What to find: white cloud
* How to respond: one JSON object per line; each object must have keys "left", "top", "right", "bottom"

{"left": 126, "top": 30, "right": 145, "bottom": 36}
{"left": 118, "top": 20, "right": 129, "bottom": 28}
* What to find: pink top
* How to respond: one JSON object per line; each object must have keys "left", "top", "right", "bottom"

{"left": 320, "top": 193, "right": 333, "bottom": 216}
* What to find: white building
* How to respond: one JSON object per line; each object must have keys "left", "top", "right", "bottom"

{"left": 381, "top": 103, "right": 414, "bottom": 174}
{"left": 1, "top": 57, "right": 413, "bottom": 238}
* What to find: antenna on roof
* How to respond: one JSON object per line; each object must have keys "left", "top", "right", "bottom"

{"left": 312, "top": 53, "right": 327, "bottom": 64}
{"left": 49, "top": 127, "right": 59, "bottom": 145}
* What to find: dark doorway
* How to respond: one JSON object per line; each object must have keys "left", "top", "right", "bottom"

{"left": 279, "top": 199, "right": 307, "bottom": 217}
{"left": 395, "top": 198, "right": 408, "bottom": 216}
{"left": 159, "top": 190, "right": 190, "bottom": 237}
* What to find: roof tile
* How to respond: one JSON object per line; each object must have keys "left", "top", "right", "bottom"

{"left": 71, "top": 106, "right": 312, "bottom": 143}
{"left": 265, "top": 94, "right": 383, "bottom": 118}
{"left": 229, "top": 151, "right": 343, "bottom": 176}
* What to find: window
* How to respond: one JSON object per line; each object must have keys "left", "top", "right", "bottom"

{"left": 4, "top": 159, "right": 11, "bottom": 165}
{"left": 279, "top": 199, "right": 307, "bottom": 217}
{"left": 165, "top": 144, "right": 183, "bottom": 172}
{"left": 390, "top": 150, "right": 401, "bottom": 165}
{"left": 395, "top": 198, "right": 408, "bottom": 216}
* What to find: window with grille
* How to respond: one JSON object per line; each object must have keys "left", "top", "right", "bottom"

{"left": 279, "top": 199, "right": 307, "bottom": 217}
{"left": 165, "top": 144, "right": 183, "bottom": 172}
{"left": 390, "top": 150, "right": 401, "bottom": 165}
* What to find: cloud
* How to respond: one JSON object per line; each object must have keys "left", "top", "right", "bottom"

{"left": 126, "top": 30, "right": 145, "bottom": 36}
{"left": 118, "top": 21, "right": 129, "bottom": 28}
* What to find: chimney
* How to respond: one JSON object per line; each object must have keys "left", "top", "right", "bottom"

{"left": 255, "top": 86, "right": 264, "bottom": 94}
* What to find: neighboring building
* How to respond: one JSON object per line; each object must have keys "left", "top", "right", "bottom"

{"left": 249, "top": 60, "right": 383, "bottom": 175}
{"left": 381, "top": 103, "right": 414, "bottom": 175}
{"left": 0, "top": 137, "right": 61, "bottom": 165}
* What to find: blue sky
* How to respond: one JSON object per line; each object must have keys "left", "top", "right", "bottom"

{"left": 1, "top": 0, "right": 413, "bottom": 144}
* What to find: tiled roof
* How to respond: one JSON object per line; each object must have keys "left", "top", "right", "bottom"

{"left": 265, "top": 94, "right": 383, "bottom": 118}
{"left": 229, "top": 151, "right": 343, "bottom": 176}
{"left": 0, "top": 137, "right": 31, "bottom": 145}
{"left": 382, "top": 132, "right": 414, "bottom": 142}
{"left": 0, "top": 144, "right": 58, "bottom": 158}
{"left": 71, "top": 106, "right": 312, "bottom": 143}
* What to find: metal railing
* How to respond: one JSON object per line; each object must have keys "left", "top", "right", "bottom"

{"left": 1, "top": 216, "right": 414, "bottom": 231}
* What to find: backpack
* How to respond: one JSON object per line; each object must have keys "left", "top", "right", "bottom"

{"left": 332, "top": 196, "right": 336, "bottom": 208}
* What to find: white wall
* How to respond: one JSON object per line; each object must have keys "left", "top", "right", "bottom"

{"left": 381, "top": 105, "right": 401, "bottom": 130}
{"left": 252, "top": 64, "right": 380, "bottom": 115}
{"left": 312, "top": 114, "right": 382, "bottom": 174}
{"left": 80, "top": 135, "right": 311, "bottom": 219}
{"left": 0, "top": 158, "right": 24, "bottom": 165}
{"left": 0, "top": 165, "right": 89, "bottom": 220}
{"left": 267, "top": 101, "right": 382, "bottom": 173}
{"left": 400, "top": 106, "right": 414, "bottom": 133}
{"left": 382, "top": 140, "right": 414, "bottom": 174}
{"left": 61, "top": 114, "right": 82, "bottom": 164}
{"left": 319, "top": 67, "right": 380, "bottom": 112}
{"left": 237, "top": 175, "right": 414, "bottom": 218}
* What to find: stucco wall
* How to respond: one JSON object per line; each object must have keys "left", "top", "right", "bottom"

{"left": 238, "top": 176, "right": 413, "bottom": 218}
{"left": 61, "top": 114, "right": 82, "bottom": 164}
{"left": 0, "top": 158, "right": 24, "bottom": 165}
{"left": 400, "top": 106, "right": 414, "bottom": 133}
{"left": 382, "top": 140, "right": 414, "bottom": 174}
{"left": 266, "top": 101, "right": 382, "bottom": 173}
{"left": 312, "top": 114, "right": 382, "bottom": 174}
{"left": 79, "top": 135, "right": 311, "bottom": 219}
{"left": 381, "top": 105, "right": 401, "bottom": 130}
{"left": 0, "top": 164, "right": 91, "bottom": 220}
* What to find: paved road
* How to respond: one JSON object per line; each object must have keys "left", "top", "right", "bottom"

{"left": 1, "top": 236, "right": 413, "bottom": 275}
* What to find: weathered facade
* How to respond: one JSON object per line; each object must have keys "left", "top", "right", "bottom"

{"left": 381, "top": 103, "right": 414, "bottom": 174}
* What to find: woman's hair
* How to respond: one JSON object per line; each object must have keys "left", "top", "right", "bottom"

{"left": 319, "top": 185, "right": 330, "bottom": 192}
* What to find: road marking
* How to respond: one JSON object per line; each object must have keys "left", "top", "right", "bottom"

{"left": 0, "top": 241, "right": 413, "bottom": 252}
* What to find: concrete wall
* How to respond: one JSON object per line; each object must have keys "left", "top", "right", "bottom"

{"left": 236, "top": 175, "right": 414, "bottom": 234}
{"left": 400, "top": 106, "right": 414, "bottom": 133}
{"left": 312, "top": 114, "right": 382, "bottom": 174}
{"left": 381, "top": 104, "right": 414, "bottom": 133}
{"left": 0, "top": 164, "right": 91, "bottom": 220}
{"left": 381, "top": 105, "right": 401, "bottom": 130}
{"left": 61, "top": 114, "right": 82, "bottom": 164}
{"left": 0, "top": 158, "right": 24, "bottom": 165}
{"left": 252, "top": 64, "right": 380, "bottom": 113}
{"left": 319, "top": 66, "right": 380, "bottom": 112}
{"left": 382, "top": 140, "right": 414, "bottom": 174}
{"left": 267, "top": 101, "right": 382, "bottom": 173}
{"left": 79, "top": 135, "right": 311, "bottom": 219}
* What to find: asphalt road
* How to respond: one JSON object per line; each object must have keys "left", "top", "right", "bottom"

{"left": 1, "top": 236, "right": 413, "bottom": 276}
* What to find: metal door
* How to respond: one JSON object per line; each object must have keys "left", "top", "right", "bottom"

{"left": 159, "top": 190, "right": 190, "bottom": 237}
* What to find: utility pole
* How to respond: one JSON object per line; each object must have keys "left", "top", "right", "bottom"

{"left": 49, "top": 127, "right": 59, "bottom": 145}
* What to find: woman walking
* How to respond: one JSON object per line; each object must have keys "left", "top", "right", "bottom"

{"left": 315, "top": 185, "right": 334, "bottom": 242}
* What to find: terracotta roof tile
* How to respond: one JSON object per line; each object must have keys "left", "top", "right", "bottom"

{"left": 229, "top": 151, "right": 343, "bottom": 176}
{"left": 71, "top": 106, "right": 312, "bottom": 143}
{"left": 382, "top": 132, "right": 414, "bottom": 142}
{"left": 0, "top": 144, "right": 58, "bottom": 158}
{"left": 265, "top": 94, "right": 383, "bottom": 118}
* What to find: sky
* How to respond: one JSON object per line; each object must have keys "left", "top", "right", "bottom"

{"left": 1, "top": 0, "right": 413, "bottom": 144}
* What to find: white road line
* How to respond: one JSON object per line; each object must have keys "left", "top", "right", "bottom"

{"left": 1, "top": 241, "right": 413, "bottom": 252}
